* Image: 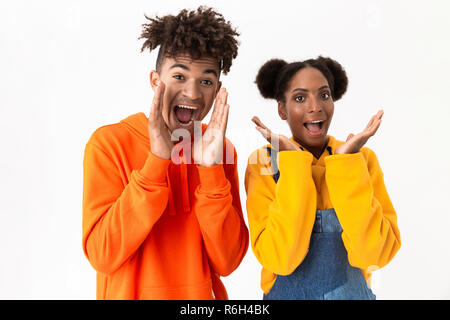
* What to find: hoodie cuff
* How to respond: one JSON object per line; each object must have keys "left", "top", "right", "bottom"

{"left": 197, "top": 164, "right": 229, "bottom": 191}
{"left": 324, "top": 152, "right": 366, "bottom": 179}
{"left": 139, "top": 151, "right": 171, "bottom": 183}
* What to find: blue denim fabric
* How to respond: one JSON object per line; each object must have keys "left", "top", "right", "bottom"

{"left": 263, "top": 209, "right": 376, "bottom": 300}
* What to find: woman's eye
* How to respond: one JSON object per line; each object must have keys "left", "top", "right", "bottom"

{"left": 295, "top": 96, "right": 305, "bottom": 102}
{"left": 321, "top": 92, "right": 330, "bottom": 99}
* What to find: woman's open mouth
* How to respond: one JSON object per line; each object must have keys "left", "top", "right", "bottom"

{"left": 173, "top": 104, "right": 200, "bottom": 126}
{"left": 303, "top": 120, "right": 326, "bottom": 136}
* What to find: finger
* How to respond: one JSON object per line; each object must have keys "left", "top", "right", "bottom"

{"left": 370, "top": 110, "right": 383, "bottom": 125}
{"left": 364, "top": 117, "right": 382, "bottom": 137}
{"left": 252, "top": 116, "right": 272, "bottom": 139}
{"left": 376, "top": 109, "right": 384, "bottom": 119}
{"left": 215, "top": 103, "right": 230, "bottom": 135}
{"left": 210, "top": 88, "right": 228, "bottom": 127}
{"left": 365, "top": 110, "right": 384, "bottom": 131}
{"left": 258, "top": 127, "right": 273, "bottom": 143}
{"left": 365, "top": 114, "right": 377, "bottom": 130}
{"left": 255, "top": 126, "right": 272, "bottom": 143}
{"left": 252, "top": 116, "right": 273, "bottom": 141}
{"left": 370, "top": 118, "right": 382, "bottom": 135}
{"left": 221, "top": 104, "right": 230, "bottom": 135}
{"left": 149, "top": 82, "right": 165, "bottom": 119}
{"left": 220, "top": 87, "right": 228, "bottom": 106}
{"left": 217, "top": 89, "right": 228, "bottom": 122}
{"left": 368, "top": 110, "right": 384, "bottom": 132}
{"left": 215, "top": 88, "right": 228, "bottom": 113}
{"left": 251, "top": 116, "right": 269, "bottom": 131}
{"left": 346, "top": 133, "right": 355, "bottom": 141}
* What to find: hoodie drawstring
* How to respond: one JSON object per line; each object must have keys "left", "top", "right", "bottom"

{"left": 166, "top": 143, "right": 192, "bottom": 216}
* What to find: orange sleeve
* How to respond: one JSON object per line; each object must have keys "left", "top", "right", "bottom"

{"left": 194, "top": 149, "right": 249, "bottom": 277}
{"left": 82, "top": 141, "right": 170, "bottom": 275}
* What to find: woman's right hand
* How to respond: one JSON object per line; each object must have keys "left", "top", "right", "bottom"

{"left": 252, "top": 116, "right": 301, "bottom": 152}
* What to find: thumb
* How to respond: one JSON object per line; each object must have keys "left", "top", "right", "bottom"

{"left": 346, "top": 133, "right": 354, "bottom": 141}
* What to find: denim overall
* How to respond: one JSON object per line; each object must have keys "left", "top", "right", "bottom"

{"left": 263, "top": 148, "right": 376, "bottom": 300}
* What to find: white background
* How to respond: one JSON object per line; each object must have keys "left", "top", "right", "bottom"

{"left": 1, "top": 0, "right": 449, "bottom": 299}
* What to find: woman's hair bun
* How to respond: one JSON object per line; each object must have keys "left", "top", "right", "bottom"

{"left": 316, "top": 56, "right": 348, "bottom": 101}
{"left": 255, "top": 59, "right": 287, "bottom": 99}
{"left": 255, "top": 56, "right": 348, "bottom": 102}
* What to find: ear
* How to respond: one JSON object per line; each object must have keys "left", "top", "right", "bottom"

{"left": 278, "top": 101, "right": 287, "bottom": 120}
{"left": 149, "top": 70, "right": 160, "bottom": 91}
{"left": 215, "top": 81, "right": 222, "bottom": 96}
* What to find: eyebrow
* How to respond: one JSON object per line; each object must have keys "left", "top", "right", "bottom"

{"left": 292, "top": 85, "right": 330, "bottom": 93}
{"left": 169, "top": 63, "right": 219, "bottom": 78}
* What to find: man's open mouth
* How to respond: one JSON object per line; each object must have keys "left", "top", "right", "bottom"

{"left": 303, "top": 120, "right": 325, "bottom": 136}
{"left": 174, "top": 105, "right": 199, "bottom": 126}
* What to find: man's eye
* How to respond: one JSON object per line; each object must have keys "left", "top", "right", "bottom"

{"left": 201, "top": 79, "right": 213, "bottom": 85}
{"left": 173, "top": 74, "right": 184, "bottom": 80}
{"left": 295, "top": 96, "right": 305, "bottom": 102}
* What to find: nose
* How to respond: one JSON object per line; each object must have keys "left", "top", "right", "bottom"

{"left": 182, "top": 79, "right": 201, "bottom": 101}
{"left": 308, "top": 97, "right": 323, "bottom": 113}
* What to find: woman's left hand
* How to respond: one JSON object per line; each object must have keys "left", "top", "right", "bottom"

{"left": 335, "top": 110, "right": 384, "bottom": 155}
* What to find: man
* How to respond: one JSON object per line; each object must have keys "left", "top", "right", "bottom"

{"left": 82, "top": 6, "right": 248, "bottom": 300}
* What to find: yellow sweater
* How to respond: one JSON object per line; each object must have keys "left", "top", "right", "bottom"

{"left": 244, "top": 135, "right": 401, "bottom": 294}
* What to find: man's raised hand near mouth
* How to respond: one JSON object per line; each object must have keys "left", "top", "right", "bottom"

{"left": 194, "top": 87, "right": 230, "bottom": 167}
{"left": 148, "top": 81, "right": 173, "bottom": 160}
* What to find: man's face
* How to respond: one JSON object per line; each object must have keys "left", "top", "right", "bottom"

{"left": 150, "top": 54, "right": 222, "bottom": 135}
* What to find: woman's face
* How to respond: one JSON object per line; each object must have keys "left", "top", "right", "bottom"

{"left": 279, "top": 67, "right": 334, "bottom": 151}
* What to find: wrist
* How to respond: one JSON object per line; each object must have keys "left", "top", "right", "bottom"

{"left": 150, "top": 147, "right": 171, "bottom": 160}
{"left": 334, "top": 145, "right": 360, "bottom": 155}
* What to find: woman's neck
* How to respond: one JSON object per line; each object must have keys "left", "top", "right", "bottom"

{"left": 294, "top": 136, "right": 329, "bottom": 159}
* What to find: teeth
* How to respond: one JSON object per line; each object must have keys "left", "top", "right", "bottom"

{"left": 179, "top": 119, "right": 193, "bottom": 126}
{"left": 177, "top": 105, "right": 197, "bottom": 110}
{"left": 308, "top": 120, "right": 323, "bottom": 124}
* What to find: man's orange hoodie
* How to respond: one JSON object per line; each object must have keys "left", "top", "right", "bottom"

{"left": 82, "top": 112, "right": 249, "bottom": 300}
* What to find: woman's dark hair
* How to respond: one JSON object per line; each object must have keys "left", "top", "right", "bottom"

{"left": 255, "top": 56, "right": 348, "bottom": 102}
{"left": 139, "top": 6, "right": 239, "bottom": 75}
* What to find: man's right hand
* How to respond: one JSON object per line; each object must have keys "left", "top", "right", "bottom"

{"left": 148, "top": 82, "right": 173, "bottom": 160}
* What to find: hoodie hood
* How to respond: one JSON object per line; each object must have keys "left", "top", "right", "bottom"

{"left": 120, "top": 112, "right": 151, "bottom": 144}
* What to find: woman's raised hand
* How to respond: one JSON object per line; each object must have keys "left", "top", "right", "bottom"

{"left": 335, "top": 110, "right": 384, "bottom": 155}
{"left": 252, "top": 116, "right": 301, "bottom": 152}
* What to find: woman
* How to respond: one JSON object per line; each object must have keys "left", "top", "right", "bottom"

{"left": 245, "top": 57, "right": 401, "bottom": 300}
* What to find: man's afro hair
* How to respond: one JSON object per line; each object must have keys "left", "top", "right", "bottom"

{"left": 139, "top": 6, "right": 239, "bottom": 74}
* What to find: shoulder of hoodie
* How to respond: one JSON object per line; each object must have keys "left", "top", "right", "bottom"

{"left": 247, "top": 144, "right": 271, "bottom": 164}
{"left": 85, "top": 118, "right": 142, "bottom": 154}
{"left": 246, "top": 144, "right": 283, "bottom": 176}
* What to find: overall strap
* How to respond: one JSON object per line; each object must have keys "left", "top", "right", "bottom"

{"left": 265, "top": 147, "right": 280, "bottom": 183}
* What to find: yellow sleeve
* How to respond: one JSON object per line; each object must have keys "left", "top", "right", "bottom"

{"left": 324, "top": 148, "right": 401, "bottom": 271}
{"left": 245, "top": 148, "right": 317, "bottom": 275}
